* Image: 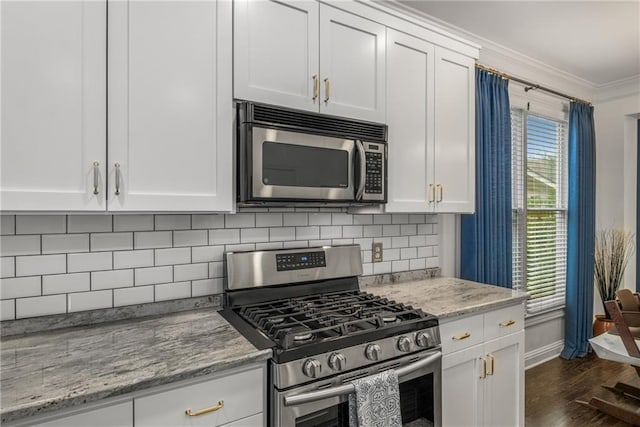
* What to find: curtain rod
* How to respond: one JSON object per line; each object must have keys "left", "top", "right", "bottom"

{"left": 475, "top": 63, "right": 592, "bottom": 106}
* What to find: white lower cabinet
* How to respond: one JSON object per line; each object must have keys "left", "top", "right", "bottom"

{"left": 34, "top": 402, "right": 132, "bottom": 427}
{"left": 441, "top": 304, "right": 524, "bottom": 427}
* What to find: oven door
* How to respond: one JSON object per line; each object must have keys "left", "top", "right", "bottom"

{"left": 273, "top": 350, "right": 442, "bottom": 427}
{"left": 251, "top": 127, "right": 358, "bottom": 201}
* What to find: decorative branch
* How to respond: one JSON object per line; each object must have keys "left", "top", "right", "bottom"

{"left": 594, "top": 229, "right": 636, "bottom": 318}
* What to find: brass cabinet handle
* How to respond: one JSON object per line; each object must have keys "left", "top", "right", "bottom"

{"left": 114, "top": 163, "right": 121, "bottom": 196}
{"left": 324, "top": 78, "right": 330, "bottom": 103}
{"left": 452, "top": 332, "right": 471, "bottom": 341}
{"left": 487, "top": 353, "right": 495, "bottom": 376}
{"left": 436, "top": 184, "right": 443, "bottom": 202}
{"left": 185, "top": 400, "right": 224, "bottom": 417}
{"left": 499, "top": 319, "right": 516, "bottom": 327}
{"left": 92, "top": 161, "right": 100, "bottom": 195}
{"left": 479, "top": 357, "right": 487, "bottom": 379}
{"left": 312, "top": 75, "right": 319, "bottom": 101}
{"left": 428, "top": 184, "right": 435, "bottom": 203}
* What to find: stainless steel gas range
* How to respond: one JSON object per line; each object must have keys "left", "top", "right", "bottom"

{"left": 221, "top": 245, "right": 441, "bottom": 427}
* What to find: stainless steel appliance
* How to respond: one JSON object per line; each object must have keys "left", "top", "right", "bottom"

{"left": 236, "top": 102, "right": 388, "bottom": 206}
{"left": 221, "top": 245, "right": 441, "bottom": 427}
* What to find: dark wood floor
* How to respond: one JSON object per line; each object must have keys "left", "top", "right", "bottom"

{"left": 526, "top": 352, "right": 640, "bottom": 426}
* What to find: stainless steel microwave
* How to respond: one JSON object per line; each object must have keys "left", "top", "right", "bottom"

{"left": 237, "top": 102, "right": 388, "bottom": 206}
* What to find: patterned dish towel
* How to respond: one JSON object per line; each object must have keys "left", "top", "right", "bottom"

{"left": 348, "top": 370, "right": 402, "bottom": 427}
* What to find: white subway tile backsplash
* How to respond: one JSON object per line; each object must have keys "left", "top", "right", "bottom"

{"left": 308, "top": 213, "right": 332, "bottom": 226}
{"left": 417, "top": 224, "right": 433, "bottom": 235}
{"left": 225, "top": 213, "right": 255, "bottom": 228}
{"left": 1, "top": 215, "right": 16, "bottom": 235}
{"left": 283, "top": 240, "right": 307, "bottom": 249}
{"left": 418, "top": 246, "right": 433, "bottom": 258}
{"left": 155, "top": 215, "right": 190, "bottom": 230}
{"left": 283, "top": 213, "right": 308, "bottom": 226}
{"left": 192, "top": 278, "right": 223, "bottom": 297}
{"left": 241, "top": 228, "right": 269, "bottom": 243}
{"left": 1, "top": 257, "right": 15, "bottom": 278}
{"left": 255, "top": 242, "right": 283, "bottom": 250}
{"left": 114, "top": 286, "right": 154, "bottom": 307}
{"left": 1, "top": 235, "right": 41, "bottom": 256}
{"left": 391, "top": 236, "right": 409, "bottom": 248}
{"left": 362, "top": 250, "right": 372, "bottom": 262}
{"left": 353, "top": 238, "right": 373, "bottom": 250}
{"left": 43, "top": 234, "right": 89, "bottom": 254}
{"left": 68, "top": 252, "right": 112, "bottom": 273}
{"left": 362, "top": 263, "right": 373, "bottom": 276}
{"left": 16, "top": 215, "right": 66, "bottom": 234}
{"left": 210, "top": 229, "right": 240, "bottom": 245}
{"left": 134, "top": 231, "right": 172, "bottom": 250}
{"left": 155, "top": 248, "right": 191, "bottom": 266}
{"left": 173, "top": 230, "right": 208, "bottom": 247}
{"left": 401, "top": 247, "right": 417, "bottom": 260}
{"left": 224, "top": 243, "right": 256, "bottom": 252}
{"left": 68, "top": 290, "right": 112, "bottom": 312}
{"left": 1, "top": 276, "right": 41, "bottom": 299}
{"left": 410, "top": 258, "right": 427, "bottom": 269}
{"left": 43, "top": 273, "right": 90, "bottom": 295}
{"left": 331, "top": 239, "right": 353, "bottom": 246}
{"left": 113, "top": 250, "right": 154, "bottom": 269}
{"left": 373, "top": 262, "right": 391, "bottom": 274}
{"left": 332, "top": 213, "right": 352, "bottom": 225}
{"left": 383, "top": 248, "right": 400, "bottom": 261}
{"left": 91, "top": 233, "right": 133, "bottom": 252}
{"left": 17, "top": 294, "right": 66, "bottom": 318}
{"left": 270, "top": 227, "right": 296, "bottom": 242}
{"left": 426, "top": 235, "right": 439, "bottom": 246}
{"left": 174, "top": 263, "right": 208, "bottom": 282}
{"left": 342, "top": 226, "right": 363, "bottom": 238}
{"left": 363, "top": 225, "right": 382, "bottom": 238}
{"left": 295, "top": 226, "right": 319, "bottom": 240}
{"left": 1, "top": 299, "right": 15, "bottom": 320}
{"left": 426, "top": 257, "right": 439, "bottom": 268}
{"left": 391, "top": 214, "right": 409, "bottom": 224}
{"left": 426, "top": 215, "right": 439, "bottom": 224}
{"left": 91, "top": 269, "right": 134, "bottom": 290}
{"left": 352, "top": 215, "right": 373, "bottom": 225}
{"left": 382, "top": 225, "right": 400, "bottom": 237}
{"left": 400, "top": 224, "right": 417, "bottom": 236}
{"left": 320, "top": 226, "right": 341, "bottom": 240}
{"left": 135, "top": 266, "right": 173, "bottom": 286}
{"left": 192, "top": 214, "right": 224, "bottom": 229}
{"left": 409, "top": 214, "right": 426, "bottom": 224}
{"left": 409, "top": 235, "right": 427, "bottom": 247}
{"left": 16, "top": 254, "right": 66, "bottom": 276}
{"left": 67, "top": 215, "right": 112, "bottom": 233}
{"left": 373, "top": 214, "right": 391, "bottom": 225}
{"left": 208, "top": 261, "right": 224, "bottom": 278}
{"left": 113, "top": 215, "right": 154, "bottom": 232}
{"left": 392, "top": 260, "right": 409, "bottom": 272}
{"left": 256, "top": 213, "right": 283, "bottom": 227}
{"left": 192, "top": 245, "right": 224, "bottom": 263}
{"left": 308, "top": 239, "right": 331, "bottom": 247}
{"left": 155, "top": 281, "right": 191, "bottom": 301}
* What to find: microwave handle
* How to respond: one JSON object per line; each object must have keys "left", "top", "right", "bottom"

{"left": 355, "top": 140, "right": 366, "bottom": 201}
{"left": 283, "top": 350, "right": 441, "bottom": 406}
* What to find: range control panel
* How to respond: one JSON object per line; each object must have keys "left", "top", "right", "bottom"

{"left": 276, "top": 251, "right": 326, "bottom": 271}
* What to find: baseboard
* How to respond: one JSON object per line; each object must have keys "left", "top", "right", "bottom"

{"left": 525, "top": 340, "right": 564, "bottom": 370}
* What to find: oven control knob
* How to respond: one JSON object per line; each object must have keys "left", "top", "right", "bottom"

{"left": 365, "top": 344, "right": 382, "bottom": 361}
{"left": 328, "top": 353, "right": 347, "bottom": 371}
{"left": 415, "top": 331, "right": 432, "bottom": 348}
{"left": 397, "top": 336, "right": 412, "bottom": 352}
{"left": 302, "top": 359, "right": 322, "bottom": 378}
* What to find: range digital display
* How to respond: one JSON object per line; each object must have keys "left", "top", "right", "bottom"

{"left": 276, "top": 251, "right": 326, "bottom": 271}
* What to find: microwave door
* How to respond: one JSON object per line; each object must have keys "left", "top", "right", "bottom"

{"left": 252, "top": 128, "right": 356, "bottom": 201}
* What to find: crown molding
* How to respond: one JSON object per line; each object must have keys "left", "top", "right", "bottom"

{"left": 594, "top": 74, "right": 640, "bottom": 103}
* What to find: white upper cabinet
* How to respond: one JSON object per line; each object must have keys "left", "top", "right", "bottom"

{"left": 1, "top": 1, "right": 107, "bottom": 211}
{"left": 108, "top": 0, "right": 233, "bottom": 212}
{"left": 434, "top": 47, "right": 475, "bottom": 213}
{"left": 385, "top": 29, "right": 434, "bottom": 213}
{"left": 234, "top": 0, "right": 319, "bottom": 112}
{"left": 233, "top": 1, "right": 386, "bottom": 123}
{"left": 319, "top": 5, "right": 386, "bottom": 122}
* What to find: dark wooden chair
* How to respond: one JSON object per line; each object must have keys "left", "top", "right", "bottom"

{"left": 577, "top": 289, "right": 640, "bottom": 425}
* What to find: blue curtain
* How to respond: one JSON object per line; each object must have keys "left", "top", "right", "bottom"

{"left": 561, "top": 102, "right": 596, "bottom": 360}
{"left": 637, "top": 119, "right": 639, "bottom": 293}
{"left": 460, "top": 70, "right": 512, "bottom": 288}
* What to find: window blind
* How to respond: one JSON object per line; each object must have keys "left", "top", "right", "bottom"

{"left": 512, "top": 109, "right": 568, "bottom": 314}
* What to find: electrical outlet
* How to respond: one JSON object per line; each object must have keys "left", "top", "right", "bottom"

{"left": 372, "top": 242, "right": 383, "bottom": 263}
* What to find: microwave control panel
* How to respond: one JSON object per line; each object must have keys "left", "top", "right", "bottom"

{"left": 363, "top": 143, "right": 385, "bottom": 196}
{"left": 276, "top": 251, "right": 326, "bottom": 271}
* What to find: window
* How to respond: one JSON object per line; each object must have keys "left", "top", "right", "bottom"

{"left": 512, "top": 109, "right": 568, "bottom": 314}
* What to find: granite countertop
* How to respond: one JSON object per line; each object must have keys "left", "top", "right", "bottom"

{"left": 0, "top": 310, "right": 271, "bottom": 424}
{"left": 363, "top": 276, "right": 527, "bottom": 319}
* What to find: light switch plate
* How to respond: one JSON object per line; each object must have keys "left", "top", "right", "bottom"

{"left": 372, "top": 242, "right": 383, "bottom": 263}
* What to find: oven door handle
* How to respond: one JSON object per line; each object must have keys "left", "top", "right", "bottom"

{"left": 355, "top": 139, "right": 366, "bottom": 201}
{"left": 283, "top": 351, "right": 441, "bottom": 406}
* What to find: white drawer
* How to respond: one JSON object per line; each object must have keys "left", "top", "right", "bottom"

{"left": 484, "top": 303, "right": 525, "bottom": 341}
{"left": 439, "top": 312, "right": 484, "bottom": 354}
{"left": 220, "top": 413, "right": 264, "bottom": 427}
{"left": 134, "top": 367, "right": 263, "bottom": 427}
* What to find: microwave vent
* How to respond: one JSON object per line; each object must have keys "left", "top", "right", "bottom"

{"left": 249, "top": 103, "right": 387, "bottom": 142}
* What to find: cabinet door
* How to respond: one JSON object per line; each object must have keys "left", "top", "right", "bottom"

{"left": 319, "top": 5, "right": 385, "bottom": 123}
{"left": 442, "top": 344, "right": 484, "bottom": 427}
{"left": 108, "top": 0, "right": 233, "bottom": 212}
{"left": 385, "top": 29, "right": 434, "bottom": 213}
{"left": 36, "top": 401, "right": 132, "bottom": 427}
{"left": 234, "top": 0, "right": 319, "bottom": 112}
{"left": 1, "top": 1, "right": 106, "bottom": 211}
{"left": 483, "top": 331, "right": 525, "bottom": 427}
{"left": 434, "top": 48, "right": 475, "bottom": 213}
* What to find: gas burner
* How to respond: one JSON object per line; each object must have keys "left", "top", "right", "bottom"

{"left": 270, "top": 317, "right": 286, "bottom": 324}
{"left": 379, "top": 311, "right": 398, "bottom": 323}
{"left": 292, "top": 331, "right": 314, "bottom": 342}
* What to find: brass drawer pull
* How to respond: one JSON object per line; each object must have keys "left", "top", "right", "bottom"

{"left": 499, "top": 319, "right": 516, "bottom": 327}
{"left": 480, "top": 357, "right": 487, "bottom": 379}
{"left": 185, "top": 400, "right": 224, "bottom": 417}
{"left": 452, "top": 332, "right": 471, "bottom": 341}
{"left": 312, "top": 75, "right": 319, "bottom": 101}
{"left": 487, "top": 353, "right": 495, "bottom": 376}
